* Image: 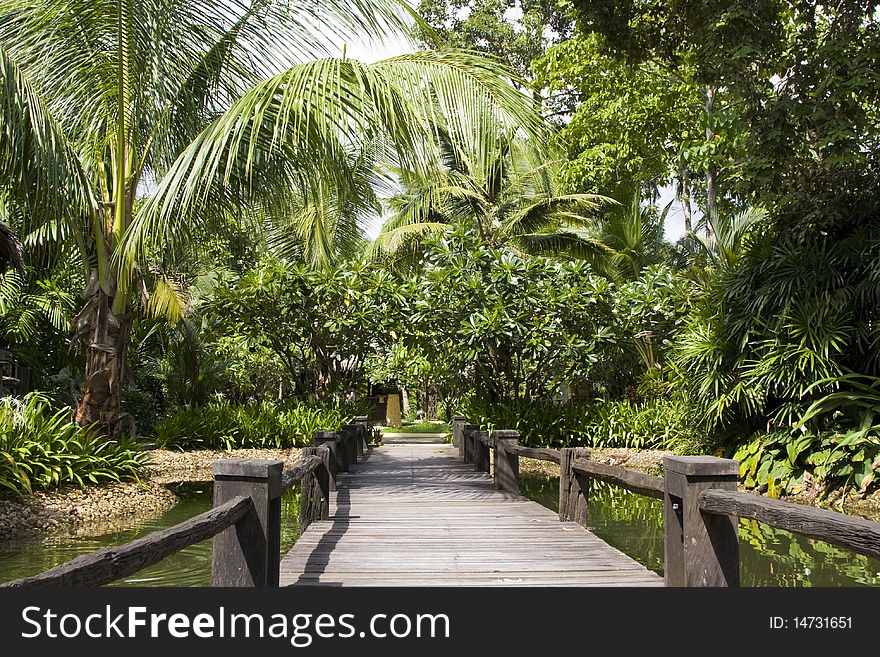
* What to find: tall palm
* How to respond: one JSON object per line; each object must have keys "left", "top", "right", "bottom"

{"left": 0, "top": 0, "right": 547, "bottom": 435}
{"left": 373, "top": 130, "right": 613, "bottom": 264}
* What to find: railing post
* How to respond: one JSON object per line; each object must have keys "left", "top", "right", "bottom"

{"left": 334, "top": 429, "right": 349, "bottom": 473}
{"left": 354, "top": 415, "right": 370, "bottom": 453}
{"left": 452, "top": 415, "right": 467, "bottom": 452}
{"left": 559, "top": 448, "right": 590, "bottom": 527}
{"left": 475, "top": 430, "right": 491, "bottom": 473}
{"left": 316, "top": 446, "right": 331, "bottom": 519}
{"left": 462, "top": 423, "right": 478, "bottom": 464}
{"left": 298, "top": 447, "right": 330, "bottom": 534}
{"left": 340, "top": 424, "right": 358, "bottom": 465}
{"left": 493, "top": 430, "right": 519, "bottom": 493}
{"left": 212, "top": 459, "right": 283, "bottom": 587}
{"left": 314, "top": 430, "right": 339, "bottom": 491}
{"left": 663, "top": 456, "right": 739, "bottom": 587}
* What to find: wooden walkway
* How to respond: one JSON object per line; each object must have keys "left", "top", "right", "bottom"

{"left": 280, "top": 443, "right": 662, "bottom": 586}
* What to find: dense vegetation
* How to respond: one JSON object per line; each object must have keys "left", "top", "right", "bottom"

{"left": 0, "top": 0, "right": 877, "bottom": 505}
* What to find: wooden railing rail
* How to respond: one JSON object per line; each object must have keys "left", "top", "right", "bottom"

{"left": 699, "top": 488, "right": 880, "bottom": 561}
{"left": 453, "top": 416, "right": 880, "bottom": 588}
{"left": 3, "top": 496, "right": 252, "bottom": 588}
{"left": 4, "top": 419, "right": 372, "bottom": 588}
{"left": 571, "top": 457, "right": 665, "bottom": 500}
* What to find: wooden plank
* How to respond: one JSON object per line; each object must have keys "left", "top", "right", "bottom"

{"left": 279, "top": 444, "right": 661, "bottom": 587}
{"left": 3, "top": 496, "right": 252, "bottom": 588}
{"left": 700, "top": 488, "right": 880, "bottom": 560}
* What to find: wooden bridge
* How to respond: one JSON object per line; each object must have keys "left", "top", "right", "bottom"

{"left": 5, "top": 416, "right": 880, "bottom": 588}
{"left": 279, "top": 442, "right": 660, "bottom": 586}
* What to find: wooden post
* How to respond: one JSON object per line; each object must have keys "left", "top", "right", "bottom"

{"left": 663, "top": 456, "right": 739, "bottom": 587}
{"left": 493, "top": 430, "right": 519, "bottom": 493}
{"left": 452, "top": 415, "right": 466, "bottom": 451}
{"left": 315, "top": 445, "right": 331, "bottom": 520}
{"left": 340, "top": 425, "right": 358, "bottom": 465}
{"left": 334, "top": 429, "right": 349, "bottom": 473}
{"left": 314, "top": 430, "right": 339, "bottom": 491}
{"left": 354, "top": 416, "right": 370, "bottom": 452}
{"left": 212, "top": 458, "right": 283, "bottom": 587}
{"left": 462, "top": 423, "right": 478, "bottom": 464}
{"left": 559, "top": 448, "right": 590, "bottom": 527}
{"left": 475, "top": 430, "right": 491, "bottom": 473}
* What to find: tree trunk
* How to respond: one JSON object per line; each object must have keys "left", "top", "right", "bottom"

{"left": 677, "top": 167, "right": 693, "bottom": 233}
{"left": 704, "top": 86, "right": 718, "bottom": 224}
{"left": 74, "top": 271, "right": 133, "bottom": 437}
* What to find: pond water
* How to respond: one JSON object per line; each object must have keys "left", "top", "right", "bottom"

{"left": 520, "top": 473, "right": 880, "bottom": 587}
{"left": 0, "top": 483, "right": 301, "bottom": 587}
{"left": 1, "top": 476, "right": 878, "bottom": 586}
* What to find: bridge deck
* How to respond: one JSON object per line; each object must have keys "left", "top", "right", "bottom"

{"left": 280, "top": 443, "right": 662, "bottom": 586}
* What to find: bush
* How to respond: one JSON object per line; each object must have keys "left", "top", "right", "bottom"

{"left": 0, "top": 394, "right": 146, "bottom": 494}
{"left": 153, "top": 400, "right": 360, "bottom": 450}
{"left": 464, "top": 397, "right": 703, "bottom": 451}
{"left": 735, "top": 429, "right": 880, "bottom": 498}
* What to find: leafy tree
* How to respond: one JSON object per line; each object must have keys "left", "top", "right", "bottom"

{"left": 0, "top": 0, "right": 547, "bottom": 435}
{"left": 403, "top": 228, "right": 613, "bottom": 401}
{"left": 414, "top": 0, "right": 572, "bottom": 83}
{"left": 207, "top": 258, "right": 405, "bottom": 399}
{"left": 374, "top": 131, "right": 613, "bottom": 264}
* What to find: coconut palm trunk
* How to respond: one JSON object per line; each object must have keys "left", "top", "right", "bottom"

{"left": 1, "top": 0, "right": 548, "bottom": 437}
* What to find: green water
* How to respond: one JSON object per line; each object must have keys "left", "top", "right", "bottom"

{"left": 521, "top": 473, "right": 880, "bottom": 587}
{"left": 2, "top": 476, "right": 879, "bottom": 586}
{"left": 0, "top": 483, "right": 301, "bottom": 587}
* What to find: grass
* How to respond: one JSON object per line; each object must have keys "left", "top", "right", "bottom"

{"left": 382, "top": 421, "right": 451, "bottom": 434}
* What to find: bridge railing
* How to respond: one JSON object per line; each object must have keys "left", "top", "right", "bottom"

{"left": 3, "top": 416, "right": 373, "bottom": 588}
{"left": 452, "top": 417, "right": 880, "bottom": 587}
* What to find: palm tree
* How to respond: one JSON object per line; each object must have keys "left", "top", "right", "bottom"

{"left": 0, "top": 0, "right": 547, "bottom": 435}
{"left": 373, "top": 129, "right": 613, "bottom": 264}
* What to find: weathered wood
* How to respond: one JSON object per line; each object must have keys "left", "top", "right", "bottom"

{"left": 508, "top": 445, "right": 561, "bottom": 464}
{"left": 462, "top": 423, "right": 478, "bottom": 464}
{"left": 452, "top": 415, "right": 467, "bottom": 450}
{"left": 212, "top": 459, "right": 284, "bottom": 587}
{"left": 281, "top": 455, "right": 323, "bottom": 492}
{"left": 316, "top": 445, "right": 331, "bottom": 520}
{"left": 280, "top": 444, "right": 662, "bottom": 587}
{"left": 493, "top": 430, "right": 519, "bottom": 493}
{"left": 2, "top": 496, "right": 251, "bottom": 587}
{"left": 475, "top": 430, "right": 491, "bottom": 473}
{"left": 663, "top": 456, "right": 739, "bottom": 588}
{"left": 314, "top": 430, "right": 340, "bottom": 491}
{"left": 340, "top": 425, "right": 359, "bottom": 466}
{"left": 700, "top": 488, "right": 880, "bottom": 560}
{"left": 571, "top": 458, "right": 665, "bottom": 499}
{"left": 559, "top": 448, "right": 590, "bottom": 526}
{"left": 354, "top": 416, "right": 370, "bottom": 453}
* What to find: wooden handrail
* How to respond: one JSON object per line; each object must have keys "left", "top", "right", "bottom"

{"left": 2, "top": 496, "right": 252, "bottom": 588}
{"left": 571, "top": 457, "right": 665, "bottom": 499}
{"left": 505, "top": 444, "right": 561, "bottom": 464}
{"left": 699, "top": 488, "right": 880, "bottom": 560}
{"left": 281, "top": 453, "right": 324, "bottom": 492}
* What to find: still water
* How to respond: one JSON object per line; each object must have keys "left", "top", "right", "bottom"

{"left": 0, "top": 483, "right": 301, "bottom": 587}
{"left": 520, "top": 473, "right": 880, "bottom": 587}
{"left": 1, "top": 476, "right": 878, "bottom": 586}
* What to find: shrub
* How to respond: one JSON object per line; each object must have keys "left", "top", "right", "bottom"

{"left": 464, "top": 397, "right": 703, "bottom": 451}
{"left": 0, "top": 394, "right": 146, "bottom": 494}
{"left": 153, "top": 400, "right": 360, "bottom": 450}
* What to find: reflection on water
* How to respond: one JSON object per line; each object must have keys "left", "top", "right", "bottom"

{"left": 520, "top": 473, "right": 880, "bottom": 587}
{"left": 4, "top": 475, "right": 879, "bottom": 587}
{"left": 0, "top": 483, "right": 301, "bottom": 587}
